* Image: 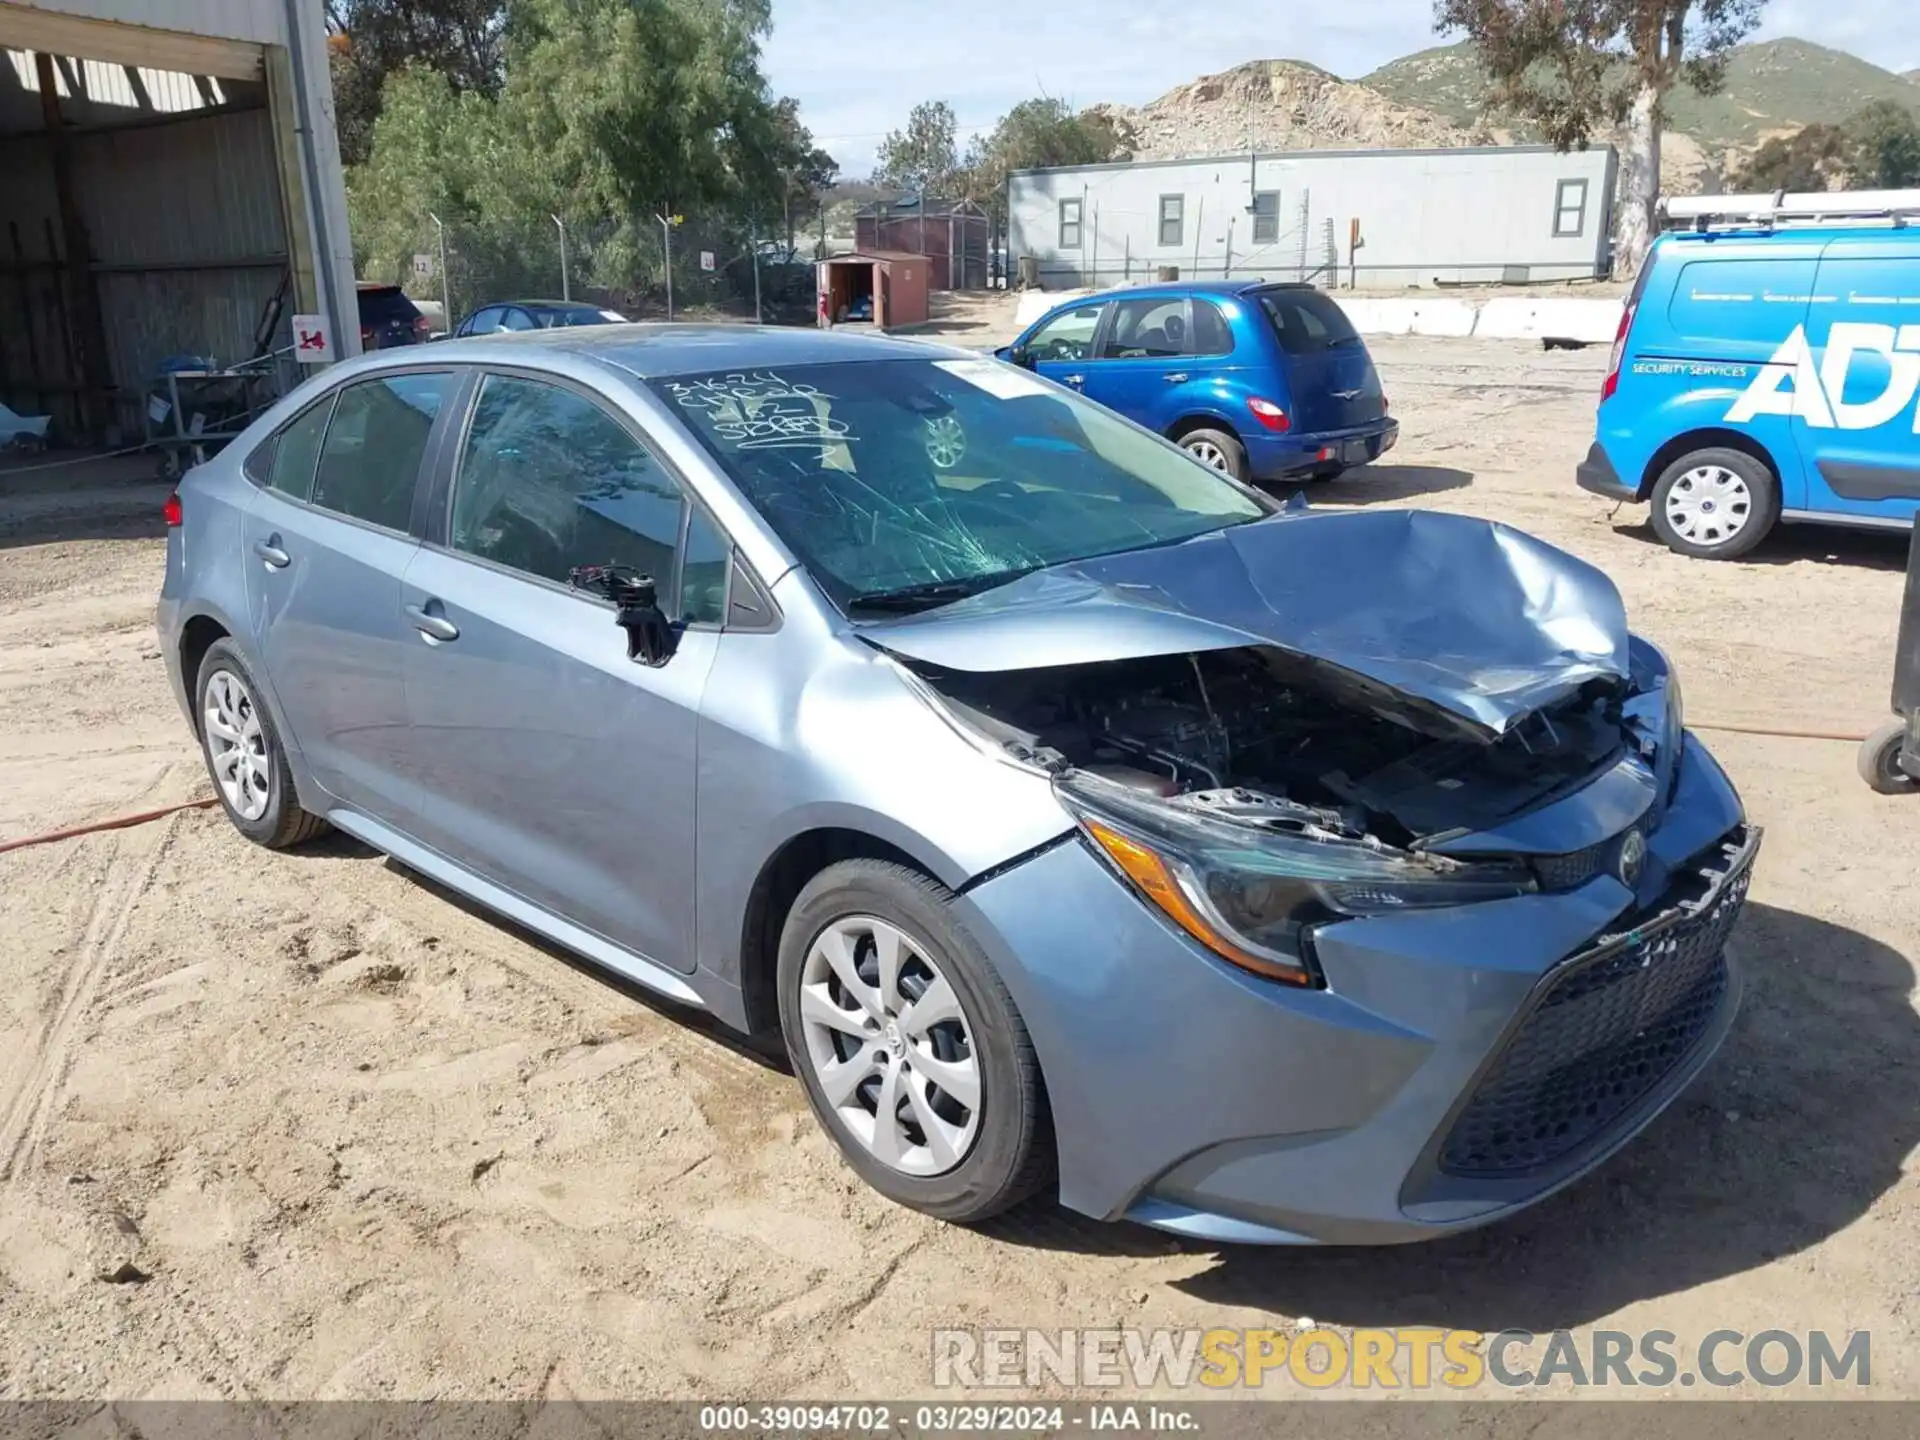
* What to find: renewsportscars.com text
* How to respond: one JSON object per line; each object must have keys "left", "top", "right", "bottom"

{"left": 931, "top": 1327, "right": 1871, "bottom": 1391}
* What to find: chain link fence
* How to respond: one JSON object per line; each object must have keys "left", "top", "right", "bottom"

{"left": 357, "top": 210, "right": 823, "bottom": 335}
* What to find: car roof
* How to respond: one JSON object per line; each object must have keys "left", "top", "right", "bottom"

{"left": 1043, "top": 278, "right": 1303, "bottom": 306}
{"left": 485, "top": 299, "right": 601, "bottom": 310}
{"left": 350, "top": 322, "right": 971, "bottom": 378}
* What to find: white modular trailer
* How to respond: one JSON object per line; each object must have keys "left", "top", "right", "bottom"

{"left": 1010, "top": 143, "right": 1618, "bottom": 291}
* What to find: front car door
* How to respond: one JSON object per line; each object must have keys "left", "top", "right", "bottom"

{"left": 1020, "top": 301, "right": 1109, "bottom": 394}
{"left": 399, "top": 369, "right": 721, "bottom": 974}
{"left": 241, "top": 369, "right": 456, "bottom": 826}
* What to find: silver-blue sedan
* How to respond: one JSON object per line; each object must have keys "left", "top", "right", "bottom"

{"left": 157, "top": 324, "right": 1755, "bottom": 1244}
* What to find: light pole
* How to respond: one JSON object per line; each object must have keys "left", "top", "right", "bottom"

{"left": 552, "top": 214, "right": 569, "bottom": 301}
{"left": 428, "top": 211, "right": 452, "bottom": 333}
{"left": 655, "top": 211, "right": 682, "bottom": 320}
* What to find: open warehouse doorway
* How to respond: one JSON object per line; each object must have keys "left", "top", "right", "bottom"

{"left": 0, "top": 0, "right": 355, "bottom": 460}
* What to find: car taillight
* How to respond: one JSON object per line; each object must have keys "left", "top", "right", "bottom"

{"left": 414, "top": 315, "right": 431, "bottom": 339}
{"left": 1601, "top": 300, "right": 1637, "bottom": 402}
{"left": 163, "top": 491, "right": 182, "bottom": 527}
{"left": 360, "top": 325, "right": 375, "bottom": 348}
{"left": 1248, "top": 396, "right": 1290, "bottom": 433}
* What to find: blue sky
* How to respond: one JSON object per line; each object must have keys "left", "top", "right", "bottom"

{"left": 761, "top": 0, "right": 1917, "bottom": 178}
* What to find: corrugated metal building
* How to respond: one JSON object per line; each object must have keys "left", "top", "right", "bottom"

{"left": 0, "top": 0, "right": 355, "bottom": 443}
{"left": 1009, "top": 144, "right": 1618, "bottom": 291}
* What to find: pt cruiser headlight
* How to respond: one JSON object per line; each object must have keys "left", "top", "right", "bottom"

{"left": 1055, "top": 771, "right": 1537, "bottom": 987}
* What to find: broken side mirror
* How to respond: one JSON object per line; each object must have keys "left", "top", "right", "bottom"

{"left": 568, "top": 563, "right": 679, "bottom": 667}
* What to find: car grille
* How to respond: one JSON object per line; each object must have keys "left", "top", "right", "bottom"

{"left": 1531, "top": 841, "right": 1608, "bottom": 890}
{"left": 1438, "top": 829, "right": 1756, "bottom": 1177}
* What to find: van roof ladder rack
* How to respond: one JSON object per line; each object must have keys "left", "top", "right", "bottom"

{"left": 1662, "top": 190, "right": 1920, "bottom": 231}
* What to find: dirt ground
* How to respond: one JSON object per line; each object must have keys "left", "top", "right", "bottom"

{"left": 1, "top": 336, "right": 1916, "bottom": 1404}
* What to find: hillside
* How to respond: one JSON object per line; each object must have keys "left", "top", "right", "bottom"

{"left": 1365, "top": 38, "right": 1920, "bottom": 157}
{"left": 1087, "top": 59, "right": 1488, "bottom": 161}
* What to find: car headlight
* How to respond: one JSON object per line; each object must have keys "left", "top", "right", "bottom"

{"left": 1055, "top": 771, "right": 1538, "bottom": 987}
{"left": 1628, "top": 637, "right": 1685, "bottom": 801}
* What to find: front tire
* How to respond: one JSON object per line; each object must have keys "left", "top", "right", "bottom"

{"left": 1178, "top": 427, "right": 1249, "bottom": 482}
{"left": 777, "top": 860, "right": 1052, "bottom": 1223}
{"left": 1649, "top": 447, "right": 1778, "bottom": 560}
{"left": 195, "top": 639, "right": 329, "bottom": 849}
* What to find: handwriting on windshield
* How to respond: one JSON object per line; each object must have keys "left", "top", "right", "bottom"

{"left": 663, "top": 371, "right": 854, "bottom": 451}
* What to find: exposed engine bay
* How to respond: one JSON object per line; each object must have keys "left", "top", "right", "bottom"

{"left": 913, "top": 647, "right": 1628, "bottom": 848}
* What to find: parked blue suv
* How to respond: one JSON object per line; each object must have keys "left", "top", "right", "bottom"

{"left": 1579, "top": 196, "right": 1920, "bottom": 560}
{"left": 996, "top": 280, "right": 1398, "bottom": 484}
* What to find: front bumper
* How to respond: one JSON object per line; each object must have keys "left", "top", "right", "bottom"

{"left": 958, "top": 736, "right": 1752, "bottom": 1245}
{"left": 1577, "top": 441, "right": 1640, "bottom": 502}
{"left": 1246, "top": 417, "right": 1399, "bottom": 481}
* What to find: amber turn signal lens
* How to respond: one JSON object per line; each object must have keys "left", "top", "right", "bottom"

{"left": 1083, "top": 820, "right": 1312, "bottom": 986}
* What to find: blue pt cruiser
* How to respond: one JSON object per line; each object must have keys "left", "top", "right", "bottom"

{"left": 156, "top": 324, "right": 1752, "bottom": 1244}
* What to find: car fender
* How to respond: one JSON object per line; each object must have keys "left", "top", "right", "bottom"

{"left": 1602, "top": 385, "right": 1804, "bottom": 508}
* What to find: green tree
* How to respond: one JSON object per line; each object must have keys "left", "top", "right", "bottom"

{"left": 1435, "top": 0, "right": 1766, "bottom": 278}
{"left": 874, "top": 101, "right": 961, "bottom": 196}
{"left": 1732, "top": 122, "right": 1849, "bottom": 192}
{"left": 1844, "top": 99, "right": 1920, "bottom": 188}
{"left": 962, "top": 99, "right": 1134, "bottom": 223}
{"left": 325, "top": 0, "right": 506, "bottom": 165}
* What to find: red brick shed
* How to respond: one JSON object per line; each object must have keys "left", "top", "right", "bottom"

{"left": 816, "top": 251, "right": 930, "bottom": 330}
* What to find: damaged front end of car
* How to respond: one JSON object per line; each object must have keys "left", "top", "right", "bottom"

{"left": 864, "top": 508, "right": 1704, "bottom": 986}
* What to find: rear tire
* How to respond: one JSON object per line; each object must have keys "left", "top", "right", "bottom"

{"left": 777, "top": 860, "right": 1053, "bottom": 1224}
{"left": 194, "top": 639, "right": 329, "bottom": 849}
{"left": 1649, "top": 447, "right": 1778, "bottom": 560}
{"left": 1858, "top": 717, "right": 1916, "bottom": 795}
{"left": 1177, "top": 427, "right": 1249, "bottom": 482}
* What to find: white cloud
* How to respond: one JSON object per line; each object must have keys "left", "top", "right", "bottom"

{"left": 762, "top": 0, "right": 1918, "bottom": 178}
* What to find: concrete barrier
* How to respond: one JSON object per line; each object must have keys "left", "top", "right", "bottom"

{"left": 1013, "top": 288, "right": 1093, "bottom": 328}
{"left": 1405, "top": 300, "right": 1478, "bottom": 337}
{"left": 1332, "top": 297, "right": 1476, "bottom": 337}
{"left": 1474, "top": 297, "right": 1624, "bottom": 343}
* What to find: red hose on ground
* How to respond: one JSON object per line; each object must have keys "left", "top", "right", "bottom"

{"left": 0, "top": 797, "right": 217, "bottom": 857}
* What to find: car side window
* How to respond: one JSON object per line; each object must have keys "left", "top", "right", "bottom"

{"left": 463, "top": 306, "right": 504, "bottom": 336}
{"left": 1189, "top": 299, "right": 1234, "bottom": 357}
{"left": 1101, "top": 297, "right": 1188, "bottom": 359}
{"left": 311, "top": 373, "right": 451, "bottom": 530}
{"left": 449, "top": 373, "right": 685, "bottom": 594}
{"left": 500, "top": 307, "right": 538, "bottom": 332}
{"left": 254, "top": 396, "right": 332, "bottom": 500}
{"left": 679, "top": 505, "right": 731, "bottom": 626}
{"left": 1026, "top": 303, "right": 1106, "bottom": 363}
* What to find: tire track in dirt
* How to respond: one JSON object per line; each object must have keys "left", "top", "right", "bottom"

{"left": 0, "top": 811, "right": 171, "bottom": 1185}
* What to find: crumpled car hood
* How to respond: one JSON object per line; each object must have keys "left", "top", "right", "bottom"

{"left": 860, "top": 507, "right": 1631, "bottom": 739}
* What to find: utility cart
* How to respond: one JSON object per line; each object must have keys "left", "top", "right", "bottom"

{"left": 143, "top": 350, "right": 292, "bottom": 481}
{"left": 1859, "top": 522, "right": 1920, "bottom": 793}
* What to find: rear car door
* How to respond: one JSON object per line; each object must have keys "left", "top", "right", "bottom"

{"left": 1252, "top": 287, "right": 1384, "bottom": 438}
{"left": 1082, "top": 295, "right": 1195, "bottom": 426}
{"left": 241, "top": 369, "right": 456, "bottom": 827}
{"left": 1022, "top": 301, "right": 1109, "bottom": 394}
{"left": 1792, "top": 241, "right": 1920, "bottom": 525}
{"left": 399, "top": 369, "right": 721, "bottom": 973}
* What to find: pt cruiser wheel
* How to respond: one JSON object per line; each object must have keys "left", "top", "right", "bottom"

{"left": 777, "top": 860, "right": 1052, "bottom": 1221}
{"left": 1649, "top": 446, "right": 1778, "bottom": 560}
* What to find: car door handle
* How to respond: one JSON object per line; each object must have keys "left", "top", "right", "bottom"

{"left": 1163, "top": 372, "right": 1189, "bottom": 383}
{"left": 1062, "top": 373, "right": 1086, "bottom": 386}
{"left": 252, "top": 538, "right": 290, "bottom": 569}
{"left": 405, "top": 603, "right": 460, "bottom": 643}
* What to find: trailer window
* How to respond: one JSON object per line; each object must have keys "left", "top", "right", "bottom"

{"left": 1554, "top": 179, "right": 1589, "bottom": 238}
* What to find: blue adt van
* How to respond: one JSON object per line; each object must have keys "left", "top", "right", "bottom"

{"left": 1578, "top": 193, "right": 1920, "bottom": 559}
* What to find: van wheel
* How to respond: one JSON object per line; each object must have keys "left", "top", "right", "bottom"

{"left": 1649, "top": 448, "right": 1778, "bottom": 560}
{"left": 1178, "top": 428, "right": 1249, "bottom": 482}
{"left": 777, "top": 860, "right": 1053, "bottom": 1224}
{"left": 1858, "top": 717, "right": 1916, "bottom": 795}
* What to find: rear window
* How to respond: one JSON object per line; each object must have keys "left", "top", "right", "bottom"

{"left": 358, "top": 287, "right": 422, "bottom": 324}
{"left": 1256, "top": 288, "right": 1360, "bottom": 355}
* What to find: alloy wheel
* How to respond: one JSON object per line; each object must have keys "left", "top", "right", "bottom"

{"left": 1185, "top": 439, "right": 1230, "bottom": 471}
{"left": 798, "top": 915, "right": 981, "bottom": 1176}
{"left": 1664, "top": 464, "right": 1752, "bottom": 548}
{"left": 204, "top": 670, "right": 271, "bottom": 822}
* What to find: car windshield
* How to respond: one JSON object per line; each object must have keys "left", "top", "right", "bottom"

{"left": 651, "top": 359, "right": 1272, "bottom": 612}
